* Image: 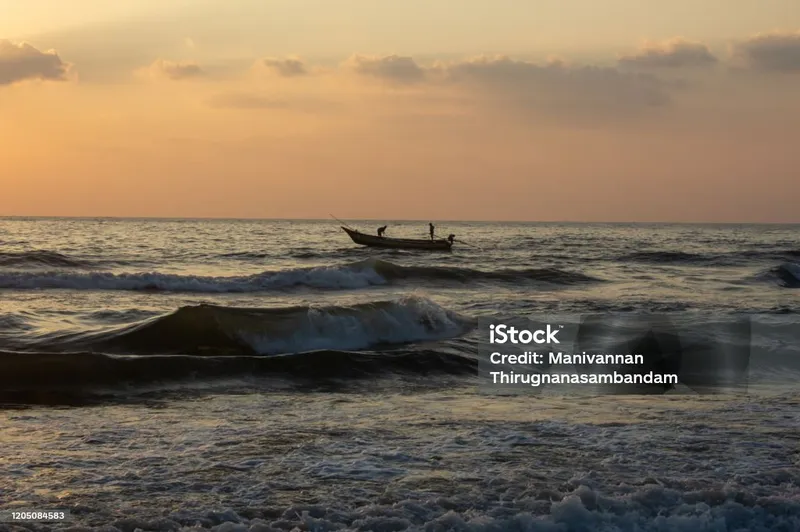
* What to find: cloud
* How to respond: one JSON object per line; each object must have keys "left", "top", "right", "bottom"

{"left": 733, "top": 31, "right": 800, "bottom": 72}
{"left": 147, "top": 59, "right": 205, "bottom": 80}
{"left": 333, "top": 53, "right": 676, "bottom": 121}
{"left": 345, "top": 54, "right": 426, "bottom": 83}
{"left": 0, "top": 40, "right": 71, "bottom": 85}
{"left": 438, "top": 55, "right": 672, "bottom": 113}
{"left": 340, "top": 53, "right": 675, "bottom": 113}
{"left": 618, "top": 38, "right": 718, "bottom": 68}
{"left": 262, "top": 57, "right": 307, "bottom": 77}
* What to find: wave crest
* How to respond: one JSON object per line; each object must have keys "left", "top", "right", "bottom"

{"left": 771, "top": 262, "right": 800, "bottom": 288}
{"left": 0, "top": 258, "right": 599, "bottom": 292}
{"left": 27, "top": 296, "right": 473, "bottom": 356}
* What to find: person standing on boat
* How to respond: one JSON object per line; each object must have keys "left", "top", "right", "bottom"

{"left": 429, "top": 223, "right": 435, "bottom": 240}
{"left": 377, "top": 225, "right": 387, "bottom": 237}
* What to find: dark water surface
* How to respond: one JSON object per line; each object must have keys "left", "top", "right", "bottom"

{"left": 1, "top": 218, "right": 798, "bottom": 530}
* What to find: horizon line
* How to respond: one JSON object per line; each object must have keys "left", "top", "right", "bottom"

{"left": 1, "top": 215, "right": 798, "bottom": 225}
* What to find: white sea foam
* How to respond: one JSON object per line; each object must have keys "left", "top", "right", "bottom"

{"left": 0, "top": 257, "right": 598, "bottom": 293}
{"left": 0, "top": 261, "right": 388, "bottom": 292}
{"left": 236, "top": 296, "right": 471, "bottom": 354}
{"left": 2, "top": 392, "right": 797, "bottom": 531}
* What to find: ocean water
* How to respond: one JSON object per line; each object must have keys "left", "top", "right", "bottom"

{"left": 1, "top": 218, "right": 798, "bottom": 531}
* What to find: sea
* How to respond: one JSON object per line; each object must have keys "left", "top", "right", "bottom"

{"left": 1, "top": 218, "right": 798, "bottom": 531}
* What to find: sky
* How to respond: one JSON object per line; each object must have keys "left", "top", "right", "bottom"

{"left": 1, "top": 1, "right": 799, "bottom": 222}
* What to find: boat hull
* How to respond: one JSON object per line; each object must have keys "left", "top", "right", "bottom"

{"left": 342, "top": 227, "right": 453, "bottom": 251}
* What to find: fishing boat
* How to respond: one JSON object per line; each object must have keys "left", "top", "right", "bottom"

{"left": 341, "top": 227, "right": 453, "bottom": 251}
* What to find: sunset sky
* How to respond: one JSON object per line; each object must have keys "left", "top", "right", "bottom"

{"left": 1, "top": 1, "right": 799, "bottom": 222}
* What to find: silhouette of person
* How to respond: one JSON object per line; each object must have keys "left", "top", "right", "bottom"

{"left": 447, "top": 234, "right": 455, "bottom": 244}
{"left": 429, "top": 223, "right": 435, "bottom": 240}
{"left": 377, "top": 225, "right": 387, "bottom": 237}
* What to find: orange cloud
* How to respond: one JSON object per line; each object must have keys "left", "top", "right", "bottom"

{"left": 733, "top": 30, "right": 800, "bottom": 72}
{"left": 0, "top": 40, "right": 71, "bottom": 85}
{"left": 439, "top": 55, "right": 673, "bottom": 117}
{"left": 262, "top": 57, "right": 307, "bottom": 77}
{"left": 338, "top": 53, "right": 672, "bottom": 120}
{"left": 146, "top": 59, "right": 205, "bottom": 80}
{"left": 618, "top": 38, "right": 718, "bottom": 68}
{"left": 345, "top": 54, "right": 427, "bottom": 83}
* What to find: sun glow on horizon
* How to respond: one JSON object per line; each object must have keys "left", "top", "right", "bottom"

{"left": 1, "top": 1, "right": 799, "bottom": 222}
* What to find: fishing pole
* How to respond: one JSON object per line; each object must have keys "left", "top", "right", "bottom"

{"left": 329, "top": 214, "right": 356, "bottom": 231}
{"left": 455, "top": 238, "right": 484, "bottom": 251}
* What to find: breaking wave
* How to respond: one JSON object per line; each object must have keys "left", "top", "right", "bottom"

{"left": 0, "top": 263, "right": 385, "bottom": 292}
{"left": 0, "top": 258, "right": 599, "bottom": 292}
{"left": 0, "top": 297, "right": 476, "bottom": 397}
{"left": 17, "top": 297, "right": 474, "bottom": 356}
{"left": 767, "top": 262, "right": 800, "bottom": 288}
